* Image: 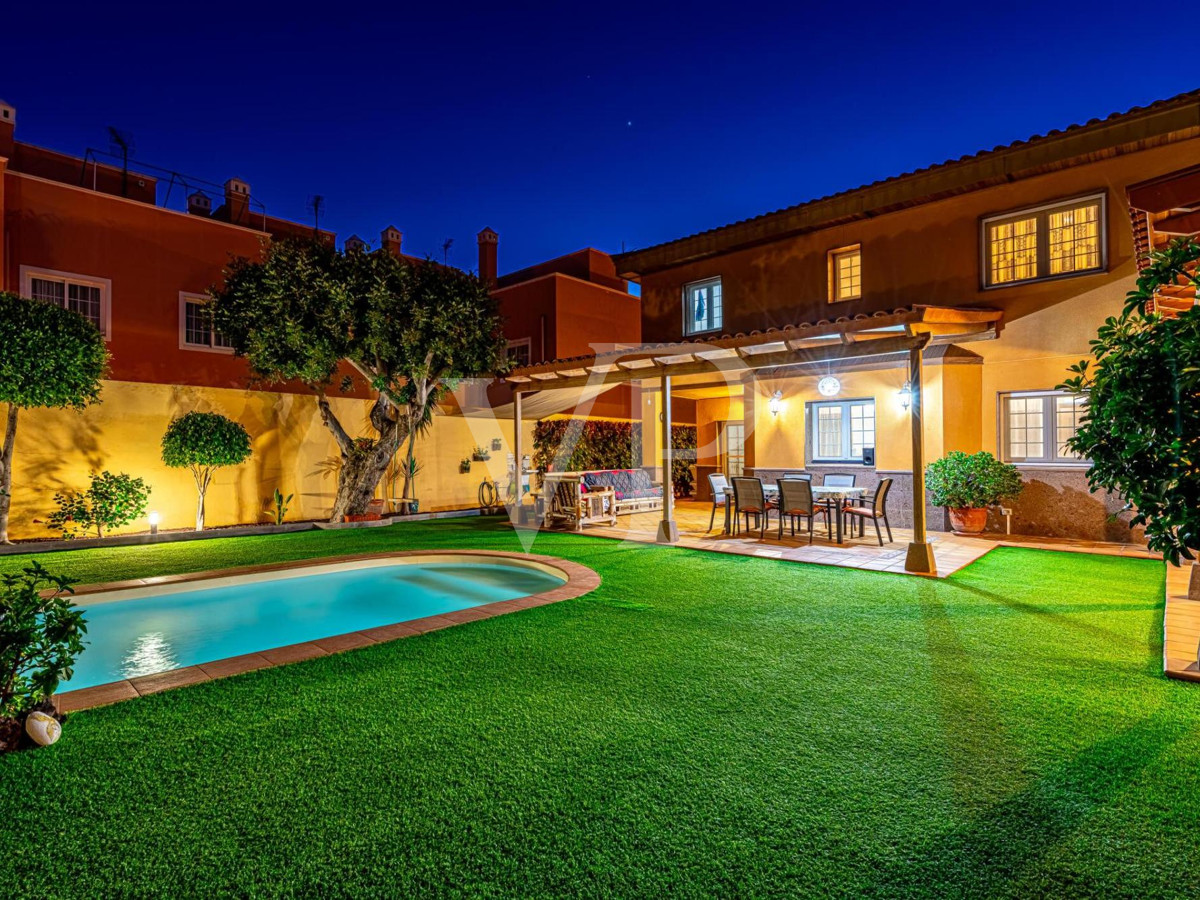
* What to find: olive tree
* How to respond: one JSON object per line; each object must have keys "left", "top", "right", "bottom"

{"left": 161, "top": 411, "right": 252, "bottom": 530}
{"left": 1061, "top": 237, "right": 1200, "bottom": 565}
{"left": 0, "top": 292, "right": 108, "bottom": 544}
{"left": 210, "top": 241, "right": 506, "bottom": 520}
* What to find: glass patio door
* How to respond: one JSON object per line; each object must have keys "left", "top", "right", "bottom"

{"left": 718, "top": 421, "right": 745, "bottom": 477}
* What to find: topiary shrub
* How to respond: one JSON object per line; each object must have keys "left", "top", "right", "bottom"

{"left": 0, "top": 561, "right": 85, "bottom": 750}
{"left": 162, "top": 412, "right": 253, "bottom": 531}
{"left": 0, "top": 291, "right": 109, "bottom": 543}
{"left": 47, "top": 471, "right": 151, "bottom": 539}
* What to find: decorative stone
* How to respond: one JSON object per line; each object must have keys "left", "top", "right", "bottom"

{"left": 24, "top": 711, "right": 61, "bottom": 747}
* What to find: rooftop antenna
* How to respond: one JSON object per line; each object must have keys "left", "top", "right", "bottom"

{"left": 442, "top": 237, "right": 454, "bottom": 265}
{"left": 107, "top": 126, "right": 135, "bottom": 197}
{"left": 307, "top": 194, "right": 325, "bottom": 234}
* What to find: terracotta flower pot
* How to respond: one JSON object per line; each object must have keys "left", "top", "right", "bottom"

{"left": 948, "top": 507, "right": 988, "bottom": 535}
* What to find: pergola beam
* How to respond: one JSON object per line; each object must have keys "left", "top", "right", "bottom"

{"left": 510, "top": 334, "right": 930, "bottom": 394}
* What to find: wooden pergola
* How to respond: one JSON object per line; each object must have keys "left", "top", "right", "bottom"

{"left": 505, "top": 306, "right": 1003, "bottom": 575}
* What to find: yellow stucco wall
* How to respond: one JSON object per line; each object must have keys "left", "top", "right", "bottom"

{"left": 4, "top": 380, "right": 530, "bottom": 540}
{"left": 750, "top": 366, "right": 916, "bottom": 470}
{"left": 733, "top": 359, "right": 983, "bottom": 473}
{"left": 975, "top": 276, "right": 1130, "bottom": 455}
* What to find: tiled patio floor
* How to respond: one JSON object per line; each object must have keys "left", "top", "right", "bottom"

{"left": 540, "top": 499, "right": 1156, "bottom": 577}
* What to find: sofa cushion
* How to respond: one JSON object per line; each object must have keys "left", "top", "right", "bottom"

{"left": 580, "top": 469, "right": 661, "bottom": 502}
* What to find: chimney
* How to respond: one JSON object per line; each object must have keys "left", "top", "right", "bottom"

{"left": 223, "top": 177, "right": 250, "bottom": 224}
{"left": 0, "top": 100, "right": 15, "bottom": 158}
{"left": 381, "top": 226, "right": 403, "bottom": 257}
{"left": 345, "top": 234, "right": 368, "bottom": 253}
{"left": 477, "top": 227, "right": 499, "bottom": 286}
{"left": 187, "top": 191, "right": 212, "bottom": 217}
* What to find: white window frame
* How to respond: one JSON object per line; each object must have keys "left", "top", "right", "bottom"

{"left": 505, "top": 337, "right": 532, "bottom": 368}
{"left": 682, "top": 276, "right": 722, "bottom": 336}
{"left": 981, "top": 192, "right": 1107, "bottom": 289}
{"left": 809, "top": 398, "right": 875, "bottom": 464}
{"left": 998, "top": 390, "right": 1089, "bottom": 466}
{"left": 19, "top": 265, "right": 111, "bottom": 339}
{"left": 179, "top": 292, "right": 234, "bottom": 354}
{"left": 827, "top": 244, "right": 862, "bottom": 302}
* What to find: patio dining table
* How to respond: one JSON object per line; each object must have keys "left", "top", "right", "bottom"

{"left": 760, "top": 483, "right": 868, "bottom": 545}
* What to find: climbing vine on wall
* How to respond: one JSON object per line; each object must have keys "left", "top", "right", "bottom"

{"left": 533, "top": 419, "right": 697, "bottom": 497}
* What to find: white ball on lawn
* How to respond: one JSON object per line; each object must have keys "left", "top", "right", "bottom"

{"left": 25, "top": 711, "right": 61, "bottom": 747}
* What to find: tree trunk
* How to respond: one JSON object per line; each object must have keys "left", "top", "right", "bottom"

{"left": 194, "top": 468, "right": 212, "bottom": 531}
{"left": 316, "top": 387, "right": 419, "bottom": 522}
{"left": 329, "top": 433, "right": 403, "bottom": 521}
{"left": 0, "top": 405, "right": 18, "bottom": 544}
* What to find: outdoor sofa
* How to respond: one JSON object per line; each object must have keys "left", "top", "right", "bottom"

{"left": 541, "top": 468, "right": 664, "bottom": 530}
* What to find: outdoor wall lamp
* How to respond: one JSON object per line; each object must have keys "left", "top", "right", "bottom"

{"left": 899, "top": 381, "right": 914, "bottom": 412}
{"left": 769, "top": 390, "right": 784, "bottom": 417}
{"left": 148, "top": 511, "right": 160, "bottom": 535}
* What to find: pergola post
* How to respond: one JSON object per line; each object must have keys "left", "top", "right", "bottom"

{"left": 512, "top": 390, "right": 524, "bottom": 519}
{"left": 904, "top": 348, "right": 936, "bottom": 574}
{"left": 656, "top": 375, "right": 680, "bottom": 544}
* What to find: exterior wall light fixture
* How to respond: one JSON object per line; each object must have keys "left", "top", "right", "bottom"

{"left": 769, "top": 390, "right": 784, "bottom": 417}
{"left": 899, "top": 381, "right": 914, "bottom": 412}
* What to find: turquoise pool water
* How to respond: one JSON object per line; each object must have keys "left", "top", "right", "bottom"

{"left": 67, "top": 559, "right": 565, "bottom": 691}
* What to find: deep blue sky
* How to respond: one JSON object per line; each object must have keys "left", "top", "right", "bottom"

{"left": 3, "top": 1, "right": 1195, "bottom": 275}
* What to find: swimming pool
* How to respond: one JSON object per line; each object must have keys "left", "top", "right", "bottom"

{"left": 65, "top": 555, "right": 568, "bottom": 691}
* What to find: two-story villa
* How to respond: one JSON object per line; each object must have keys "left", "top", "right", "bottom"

{"left": 506, "top": 89, "right": 1200, "bottom": 561}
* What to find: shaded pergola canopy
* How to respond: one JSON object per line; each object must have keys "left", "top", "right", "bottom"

{"left": 505, "top": 306, "right": 1003, "bottom": 393}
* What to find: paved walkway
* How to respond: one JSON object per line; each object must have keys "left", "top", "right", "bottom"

{"left": 544, "top": 500, "right": 1155, "bottom": 577}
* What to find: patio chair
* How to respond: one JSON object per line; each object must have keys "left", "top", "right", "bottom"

{"left": 843, "top": 478, "right": 894, "bottom": 545}
{"left": 708, "top": 473, "right": 731, "bottom": 532}
{"left": 818, "top": 472, "right": 857, "bottom": 528}
{"left": 776, "top": 477, "right": 829, "bottom": 543}
{"left": 731, "top": 476, "right": 774, "bottom": 538}
{"left": 779, "top": 472, "right": 812, "bottom": 482}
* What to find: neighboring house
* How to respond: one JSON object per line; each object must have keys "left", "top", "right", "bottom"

{"left": 595, "top": 89, "right": 1200, "bottom": 541}
{"left": 0, "top": 99, "right": 603, "bottom": 537}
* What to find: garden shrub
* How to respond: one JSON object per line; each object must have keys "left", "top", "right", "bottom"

{"left": 47, "top": 471, "right": 151, "bottom": 539}
{"left": 925, "top": 451, "right": 1022, "bottom": 509}
{"left": 0, "top": 562, "right": 85, "bottom": 724}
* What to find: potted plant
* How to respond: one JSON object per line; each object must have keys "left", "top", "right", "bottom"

{"left": 472, "top": 446, "right": 491, "bottom": 462}
{"left": 460, "top": 457, "right": 472, "bottom": 474}
{"left": 925, "top": 451, "right": 1023, "bottom": 535}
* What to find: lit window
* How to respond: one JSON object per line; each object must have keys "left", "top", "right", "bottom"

{"left": 1048, "top": 203, "right": 1101, "bottom": 276}
{"left": 21, "top": 266, "right": 109, "bottom": 336}
{"left": 506, "top": 338, "right": 532, "bottom": 367}
{"left": 683, "top": 277, "right": 722, "bottom": 335}
{"left": 180, "top": 293, "right": 233, "bottom": 353}
{"left": 983, "top": 195, "right": 1105, "bottom": 287}
{"left": 988, "top": 217, "right": 1039, "bottom": 285}
{"left": 828, "top": 245, "right": 862, "bottom": 302}
{"left": 811, "top": 399, "right": 875, "bottom": 463}
{"left": 1000, "top": 391, "right": 1087, "bottom": 463}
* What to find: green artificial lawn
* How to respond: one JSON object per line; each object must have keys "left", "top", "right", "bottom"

{"left": 0, "top": 518, "right": 1194, "bottom": 898}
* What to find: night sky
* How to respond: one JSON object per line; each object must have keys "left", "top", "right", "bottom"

{"left": 4, "top": 1, "right": 1193, "bottom": 275}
